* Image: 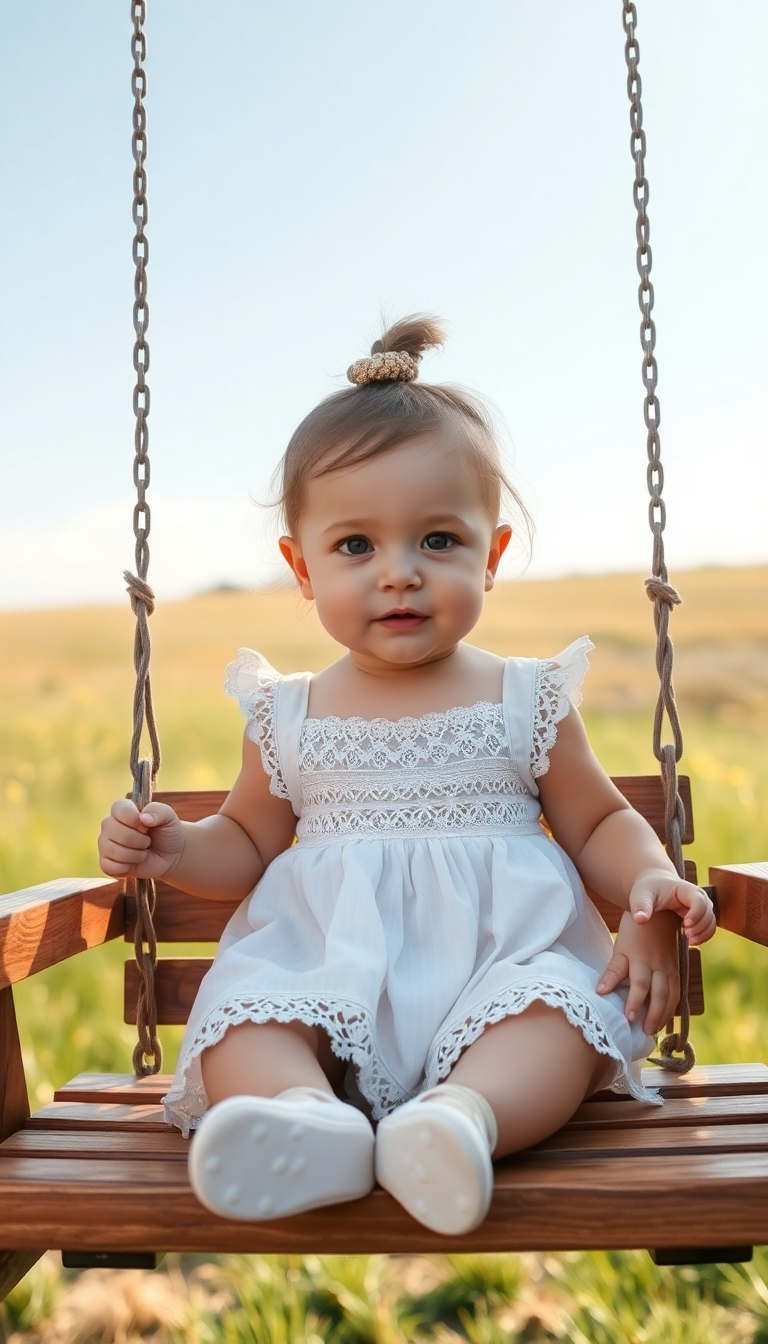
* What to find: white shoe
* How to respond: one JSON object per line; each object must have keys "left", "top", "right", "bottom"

{"left": 189, "top": 1087, "right": 375, "bottom": 1220}
{"left": 375, "top": 1084, "right": 497, "bottom": 1235}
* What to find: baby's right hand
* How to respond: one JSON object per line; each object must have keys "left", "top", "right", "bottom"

{"left": 98, "top": 799, "right": 185, "bottom": 881}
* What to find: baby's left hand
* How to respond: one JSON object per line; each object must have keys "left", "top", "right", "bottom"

{"left": 596, "top": 909, "right": 680, "bottom": 1035}
{"left": 628, "top": 870, "right": 716, "bottom": 946}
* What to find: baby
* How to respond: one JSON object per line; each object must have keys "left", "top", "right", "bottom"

{"left": 99, "top": 316, "right": 715, "bottom": 1235}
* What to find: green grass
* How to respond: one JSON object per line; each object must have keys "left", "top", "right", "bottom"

{"left": 2, "top": 570, "right": 767, "bottom": 1340}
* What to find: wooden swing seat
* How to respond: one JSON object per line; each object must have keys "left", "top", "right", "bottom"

{"left": 1, "top": 778, "right": 767, "bottom": 1298}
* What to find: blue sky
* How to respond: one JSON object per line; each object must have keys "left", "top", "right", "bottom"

{"left": 1, "top": 1, "right": 766, "bottom": 608}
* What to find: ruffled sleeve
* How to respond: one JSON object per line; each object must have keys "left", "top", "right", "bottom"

{"left": 223, "top": 649, "right": 290, "bottom": 800}
{"left": 530, "top": 636, "right": 594, "bottom": 780}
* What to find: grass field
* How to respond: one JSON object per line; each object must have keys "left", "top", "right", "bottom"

{"left": 1, "top": 565, "right": 767, "bottom": 1341}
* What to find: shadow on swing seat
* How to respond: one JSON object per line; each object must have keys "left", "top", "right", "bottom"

{"left": 1, "top": 779, "right": 767, "bottom": 1298}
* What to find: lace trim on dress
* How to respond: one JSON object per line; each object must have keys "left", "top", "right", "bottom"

{"left": 162, "top": 978, "right": 661, "bottom": 1135}
{"left": 298, "top": 797, "right": 543, "bottom": 843}
{"left": 531, "top": 638, "right": 595, "bottom": 779}
{"left": 301, "top": 759, "right": 526, "bottom": 809}
{"left": 163, "top": 994, "right": 412, "bottom": 1132}
{"left": 223, "top": 649, "right": 290, "bottom": 800}
{"left": 425, "top": 978, "right": 662, "bottom": 1106}
{"left": 299, "top": 702, "right": 508, "bottom": 773}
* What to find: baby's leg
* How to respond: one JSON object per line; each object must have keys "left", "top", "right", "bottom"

{"left": 448, "top": 1001, "right": 607, "bottom": 1157}
{"left": 192, "top": 1023, "right": 372, "bottom": 1221}
{"left": 201, "top": 1020, "right": 346, "bottom": 1104}
{"left": 376, "top": 1001, "right": 606, "bottom": 1234}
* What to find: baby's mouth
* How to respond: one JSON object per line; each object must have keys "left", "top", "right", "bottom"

{"left": 376, "top": 610, "right": 427, "bottom": 628}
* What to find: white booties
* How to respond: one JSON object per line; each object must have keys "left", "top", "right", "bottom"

{"left": 189, "top": 1087, "right": 375, "bottom": 1221}
{"left": 375, "top": 1083, "right": 498, "bottom": 1235}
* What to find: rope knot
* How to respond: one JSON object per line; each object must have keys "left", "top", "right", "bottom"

{"left": 644, "top": 576, "right": 681, "bottom": 608}
{"left": 124, "top": 569, "right": 156, "bottom": 616}
{"left": 650, "top": 1032, "right": 696, "bottom": 1074}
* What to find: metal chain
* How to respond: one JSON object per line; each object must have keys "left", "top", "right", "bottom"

{"left": 622, "top": 0, "right": 694, "bottom": 1073}
{"left": 125, "top": 0, "right": 162, "bottom": 1077}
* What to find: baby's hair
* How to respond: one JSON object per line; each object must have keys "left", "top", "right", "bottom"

{"left": 276, "top": 315, "right": 532, "bottom": 545}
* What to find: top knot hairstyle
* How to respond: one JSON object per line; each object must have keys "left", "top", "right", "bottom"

{"left": 277, "top": 315, "right": 532, "bottom": 543}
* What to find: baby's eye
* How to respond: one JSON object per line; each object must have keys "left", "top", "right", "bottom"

{"left": 338, "top": 536, "right": 373, "bottom": 556}
{"left": 423, "top": 532, "right": 457, "bottom": 551}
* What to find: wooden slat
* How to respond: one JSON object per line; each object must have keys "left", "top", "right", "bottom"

{"left": 0, "top": 879, "right": 124, "bottom": 988}
{"left": 0, "top": 990, "right": 41, "bottom": 1298}
{"left": 124, "top": 887, "right": 241, "bottom": 943}
{"left": 0, "top": 1251, "right": 43, "bottom": 1305}
{"left": 11, "top": 1116, "right": 767, "bottom": 1165}
{"left": 611, "top": 776, "right": 694, "bottom": 844}
{"left": 124, "top": 958, "right": 213, "bottom": 1024}
{"left": 1, "top": 987, "right": 29, "bottom": 1142}
{"left": 0, "top": 1129, "right": 188, "bottom": 1159}
{"left": 710, "top": 862, "right": 768, "bottom": 947}
{"left": 55, "top": 1061, "right": 768, "bottom": 1108}
{"left": 55, "top": 1073, "right": 177, "bottom": 1104}
{"left": 527, "top": 1121, "right": 768, "bottom": 1161}
{"left": 152, "top": 790, "right": 227, "bottom": 822}
{"left": 124, "top": 952, "right": 704, "bottom": 1027}
{"left": 24, "top": 1103, "right": 169, "bottom": 1132}
{"left": 570, "top": 1092, "right": 768, "bottom": 1129}
{"left": 0, "top": 1150, "right": 766, "bottom": 1253}
{"left": 595, "top": 1061, "right": 768, "bottom": 1100}
{"left": 26, "top": 1089, "right": 768, "bottom": 1140}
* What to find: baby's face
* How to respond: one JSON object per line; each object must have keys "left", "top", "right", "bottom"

{"left": 280, "top": 433, "right": 511, "bottom": 673}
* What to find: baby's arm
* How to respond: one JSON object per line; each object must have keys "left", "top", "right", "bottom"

{"left": 98, "top": 735, "right": 297, "bottom": 901}
{"left": 537, "top": 708, "right": 716, "bottom": 946}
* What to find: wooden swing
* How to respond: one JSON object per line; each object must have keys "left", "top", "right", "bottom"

{"left": 1, "top": 0, "right": 767, "bottom": 1299}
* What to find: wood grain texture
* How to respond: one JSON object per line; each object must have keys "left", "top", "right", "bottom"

{"left": 124, "top": 958, "right": 213, "bottom": 1024}
{"left": 710, "top": 862, "right": 768, "bottom": 947}
{"left": 53, "top": 1061, "right": 768, "bottom": 1107}
{"left": 1, "top": 1129, "right": 188, "bottom": 1159}
{"left": 526, "top": 1121, "right": 768, "bottom": 1161}
{"left": 0, "top": 1250, "right": 43, "bottom": 1304}
{"left": 0, "top": 990, "right": 40, "bottom": 1303}
{"left": 11, "top": 1118, "right": 768, "bottom": 1164}
{"left": 3, "top": 1062, "right": 767, "bottom": 1256}
{"left": 25, "top": 1103, "right": 169, "bottom": 1132}
{"left": 152, "top": 791, "right": 227, "bottom": 822}
{"left": 1, "top": 987, "right": 30, "bottom": 1143}
{"left": 0, "top": 879, "right": 125, "bottom": 988}
{"left": 570, "top": 1092, "right": 768, "bottom": 1129}
{"left": 0, "top": 1151, "right": 766, "bottom": 1253}
{"left": 124, "top": 886, "right": 241, "bottom": 943}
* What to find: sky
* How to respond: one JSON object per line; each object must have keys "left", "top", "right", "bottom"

{"left": 1, "top": 1, "right": 766, "bottom": 610}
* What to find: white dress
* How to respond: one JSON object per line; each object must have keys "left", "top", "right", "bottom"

{"left": 163, "top": 637, "right": 660, "bottom": 1135}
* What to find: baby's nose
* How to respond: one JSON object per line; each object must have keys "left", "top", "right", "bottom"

{"left": 379, "top": 550, "right": 422, "bottom": 589}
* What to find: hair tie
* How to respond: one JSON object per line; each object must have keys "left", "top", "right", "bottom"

{"left": 347, "top": 350, "right": 419, "bottom": 386}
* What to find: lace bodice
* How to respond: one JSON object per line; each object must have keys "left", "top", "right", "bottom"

{"left": 224, "top": 639, "right": 593, "bottom": 846}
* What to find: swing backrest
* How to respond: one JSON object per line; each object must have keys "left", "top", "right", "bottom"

{"left": 122, "top": 778, "right": 704, "bottom": 1029}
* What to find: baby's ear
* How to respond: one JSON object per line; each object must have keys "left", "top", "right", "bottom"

{"left": 279, "top": 536, "right": 314, "bottom": 599}
{"left": 485, "top": 524, "right": 512, "bottom": 591}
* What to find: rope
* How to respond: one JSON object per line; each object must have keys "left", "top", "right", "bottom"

{"left": 127, "top": 0, "right": 162, "bottom": 1077}
{"left": 623, "top": 0, "right": 694, "bottom": 1074}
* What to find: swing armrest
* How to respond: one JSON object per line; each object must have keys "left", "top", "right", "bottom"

{"left": 0, "top": 879, "right": 125, "bottom": 989}
{"left": 709, "top": 863, "right": 768, "bottom": 948}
